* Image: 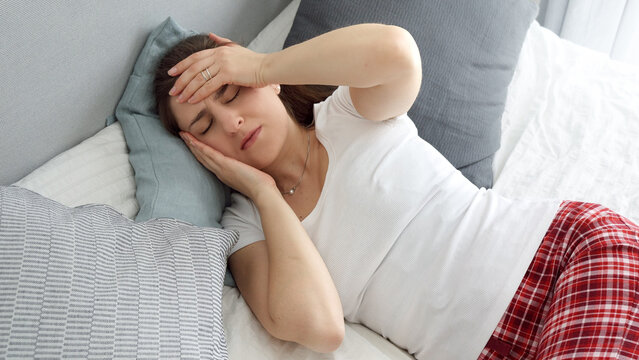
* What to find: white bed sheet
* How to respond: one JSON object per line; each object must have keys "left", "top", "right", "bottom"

{"left": 494, "top": 22, "right": 639, "bottom": 224}
{"left": 11, "top": 13, "right": 639, "bottom": 360}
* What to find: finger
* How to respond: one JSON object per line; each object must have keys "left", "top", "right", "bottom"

{"left": 173, "top": 56, "right": 215, "bottom": 97}
{"left": 181, "top": 133, "right": 222, "bottom": 172}
{"left": 181, "top": 132, "right": 204, "bottom": 152}
{"left": 209, "top": 32, "right": 233, "bottom": 46}
{"left": 175, "top": 59, "right": 218, "bottom": 102}
{"left": 190, "top": 136, "right": 222, "bottom": 163}
{"left": 181, "top": 132, "right": 222, "bottom": 164}
{"left": 188, "top": 75, "right": 227, "bottom": 104}
{"left": 167, "top": 48, "right": 213, "bottom": 78}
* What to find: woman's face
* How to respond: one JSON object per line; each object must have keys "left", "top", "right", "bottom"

{"left": 170, "top": 84, "right": 290, "bottom": 169}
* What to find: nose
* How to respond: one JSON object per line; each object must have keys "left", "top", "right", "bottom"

{"left": 220, "top": 112, "right": 243, "bottom": 134}
{"left": 204, "top": 99, "right": 243, "bottom": 134}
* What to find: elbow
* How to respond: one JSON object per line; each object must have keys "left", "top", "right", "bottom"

{"left": 383, "top": 25, "right": 422, "bottom": 77}
{"left": 326, "top": 324, "right": 346, "bottom": 352}
{"left": 272, "top": 312, "right": 345, "bottom": 353}
{"left": 302, "top": 318, "right": 345, "bottom": 353}
{"left": 318, "top": 319, "right": 346, "bottom": 353}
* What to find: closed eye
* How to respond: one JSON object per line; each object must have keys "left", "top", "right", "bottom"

{"left": 202, "top": 87, "right": 241, "bottom": 134}
{"left": 200, "top": 118, "right": 213, "bottom": 135}
{"left": 225, "top": 87, "right": 240, "bottom": 104}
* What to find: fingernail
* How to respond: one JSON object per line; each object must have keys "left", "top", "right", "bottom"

{"left": 187, "top": 96, "right": 196, "bottom": 104}
{"left": 169, "top": 87, "right": 176, "bottom": 95}
{"left": 178, "top": 94, "right": 184, "bottom": 103}
{"left": 168, "top": 67, "right": 177, "bottom": 75}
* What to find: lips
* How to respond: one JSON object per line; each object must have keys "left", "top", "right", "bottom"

{"left": 241, "top": 126, "right": 261, "bottom": 150}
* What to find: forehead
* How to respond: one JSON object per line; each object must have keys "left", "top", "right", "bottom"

{"left": 168, "top": 96, "right": 205, "bottom": 131}
{"left": 169, "top": 85, "right": 241, "bottom": 130}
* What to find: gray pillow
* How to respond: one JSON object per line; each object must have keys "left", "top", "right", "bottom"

{"left": 284, "top": 0, "right": 539, "bottom": 188}
{"left": 106, "top": 17, "right": 235, "bottom": 286}
{"left": 0, "top": 186, "right": 237, "bottom": 359}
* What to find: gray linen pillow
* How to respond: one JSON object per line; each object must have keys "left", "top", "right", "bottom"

{"left": 0, "top": 186, "right": 237, "bottom": 359}
{"left": 284, "top": 0, "right": 539, "bottom": 188}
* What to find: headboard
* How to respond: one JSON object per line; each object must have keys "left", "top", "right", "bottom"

{"left": 0, "top": 0, "right": 291, "bottom": 185}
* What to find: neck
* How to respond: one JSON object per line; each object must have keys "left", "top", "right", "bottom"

{"left": 264, "top": 123, "right": 312, "bottom": 194}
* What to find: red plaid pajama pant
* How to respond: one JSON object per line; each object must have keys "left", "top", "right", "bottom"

{"left": 478, "top": 201, "right": 639, "bottom": 359}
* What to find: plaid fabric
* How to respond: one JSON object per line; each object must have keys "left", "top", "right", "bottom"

{"left": 478, "top": 201, "right": 639, "bottom": 360}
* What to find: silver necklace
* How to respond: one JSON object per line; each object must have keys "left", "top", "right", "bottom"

{"left": 281, "top": 132, "right": 311, "bottom": 196}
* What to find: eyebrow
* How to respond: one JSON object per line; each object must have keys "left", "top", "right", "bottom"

{"left": 214, "top": 84, "right": 229, "bottom": 101}
{"left": 188, "top": 109, "right": 207, "bottom": 130}
{"left": 188, "top": 85, "right": 229, "bottom": 129}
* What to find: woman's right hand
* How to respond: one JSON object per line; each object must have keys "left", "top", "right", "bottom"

{"left": 180, "top": 131, "right": 276, "bottom": 200}
{"left": 168, "top": 33, "right": 268, "bottom": 105}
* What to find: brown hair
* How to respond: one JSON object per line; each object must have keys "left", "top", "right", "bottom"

{"left": 153, "top": 34, "right": 337, "bottom": 136}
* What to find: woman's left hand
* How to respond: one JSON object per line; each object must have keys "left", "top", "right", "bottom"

{"left": 168, "top": 33, "right": 267, "bottom": 104}
{"left": 180, "top": 131, "right": 277, "bottom": 200}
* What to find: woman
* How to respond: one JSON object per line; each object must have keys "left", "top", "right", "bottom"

{"left": 153, "top": 24, "right": 639, "bottom": 359}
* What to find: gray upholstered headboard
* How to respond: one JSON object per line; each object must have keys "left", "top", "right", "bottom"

{"left": 0, "top": 0, "right": 291, "bottom": 185}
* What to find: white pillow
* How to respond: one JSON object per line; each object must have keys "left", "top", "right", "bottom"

{"left": 247, "top": 0, "right": 300, "bottom": 53}
{"left": 13, "top": 121, "right": 138, "bottom": 219}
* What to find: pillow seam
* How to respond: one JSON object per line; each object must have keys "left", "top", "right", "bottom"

{"left": 130, "top": 112, "right": 161, "bottom": 218}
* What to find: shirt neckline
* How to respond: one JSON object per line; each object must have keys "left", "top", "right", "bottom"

{"left": 301, "top": 129, "right": 333, "bottom": 225}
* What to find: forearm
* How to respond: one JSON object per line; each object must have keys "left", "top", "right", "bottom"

{"left": 261, "top": 23, "right": 418, "bottom": 89}
{"left": 252, "top": 187, "right": 343, "bottom": 347}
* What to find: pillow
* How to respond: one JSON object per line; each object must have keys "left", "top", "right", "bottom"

{"left": 245, "top": 0, "right": 300, "bottom": 54}
{"left": 0, "top": 185, "right": 238, "bottom": 359}
{"left": 106, "top": 17, "right": 235, "bottom": 285}
{"left": 107, "top": 17, "right": 228, "bottom": 231}
{"left": 12, "top": 122, "right": 139, "bottom": 220}
{"left": 284, "top": 0, "right": 539, "bottom": 189}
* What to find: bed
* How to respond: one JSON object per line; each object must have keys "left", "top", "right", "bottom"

{"left": 2, "top": 0, "right": 638, "bottom": 359}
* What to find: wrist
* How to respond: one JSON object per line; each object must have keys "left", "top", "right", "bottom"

{"left": 249, "top": 182, "right": 280, "bottom": 206}
{"left": 254, "top": 52, "right": 269, "bottom": 87}
{"left": 259, "top": 52, "right": 279, "bottom": 86}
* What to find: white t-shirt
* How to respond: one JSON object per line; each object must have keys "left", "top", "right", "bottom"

{"left": 222, "top": 86, "right": 561, "bottom": 359}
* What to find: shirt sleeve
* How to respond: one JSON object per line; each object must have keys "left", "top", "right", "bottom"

{"left": 221, "top": 192, "right": 265, "bottom": 256}
{"left": 323, "top": 85, "right": 367, "bottom": 120}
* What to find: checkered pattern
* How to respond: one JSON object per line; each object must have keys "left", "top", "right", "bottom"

{"left": 478, "top": 201, "right": 639, "bottom": 360}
